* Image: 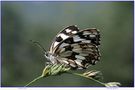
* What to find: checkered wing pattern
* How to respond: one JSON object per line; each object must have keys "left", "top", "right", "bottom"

{"left": 48, "top": 25, "right": 101, "bottom": 69}
{"left": 49, "top": 25, "right": 79, "bottom": 53}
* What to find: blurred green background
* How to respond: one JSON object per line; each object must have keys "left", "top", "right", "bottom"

{"left": 1, "top": 1, "right": 134, "bottom": 87}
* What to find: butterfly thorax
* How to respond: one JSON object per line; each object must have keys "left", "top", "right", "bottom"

{"left": 44, "top": 52, "right": 57, "bottom": 64}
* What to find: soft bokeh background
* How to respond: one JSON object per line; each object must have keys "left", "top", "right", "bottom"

{"left": 1, "top": 1, "right": 134, "bottom": 87}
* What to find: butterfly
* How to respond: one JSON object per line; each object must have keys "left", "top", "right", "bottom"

{"left": 40, "top": 25, "right": 101, "bottom": 69}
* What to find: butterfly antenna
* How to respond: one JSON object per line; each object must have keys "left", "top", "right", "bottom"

{"left": 30, "top": 40, "right": 47, "bottom": 53}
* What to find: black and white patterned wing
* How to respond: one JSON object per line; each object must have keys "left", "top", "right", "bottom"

{"left": 49, "top": 25, "right": 79, "bottom": 53}
{"left": 53, "top": 28, "right": 100, "bottom": 69}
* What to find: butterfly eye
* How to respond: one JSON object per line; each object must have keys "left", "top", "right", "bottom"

{"left": 45, "top": 52, "right": 49, "bottom": 57}
{"left": 44, "top": 52, "right": 50, "bottom": 61}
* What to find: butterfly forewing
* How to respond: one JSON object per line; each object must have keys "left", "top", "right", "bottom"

{"left": 49, "top": 25, "right": 79, "bottom": 53}
{"left": 48, "top": 27, "right": 100, "bottom": 69}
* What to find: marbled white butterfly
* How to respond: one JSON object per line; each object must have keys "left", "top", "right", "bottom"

{"left": 43, "top": 25, "right": 101, "bottom": 69}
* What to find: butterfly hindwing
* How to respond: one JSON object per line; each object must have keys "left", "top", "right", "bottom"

{"left": 56, "top": 43, "right": 100, "bottom": 69}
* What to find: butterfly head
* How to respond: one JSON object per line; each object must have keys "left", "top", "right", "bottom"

{"left": 44, "top": 51, "right": 50, "bottom": 60}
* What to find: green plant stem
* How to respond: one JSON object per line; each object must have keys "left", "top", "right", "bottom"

{"left": 25, "top": 75, "right": 43, "bottom": 87}
{"left": 68, "top": 71, "right": 105, "bottom": 86}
